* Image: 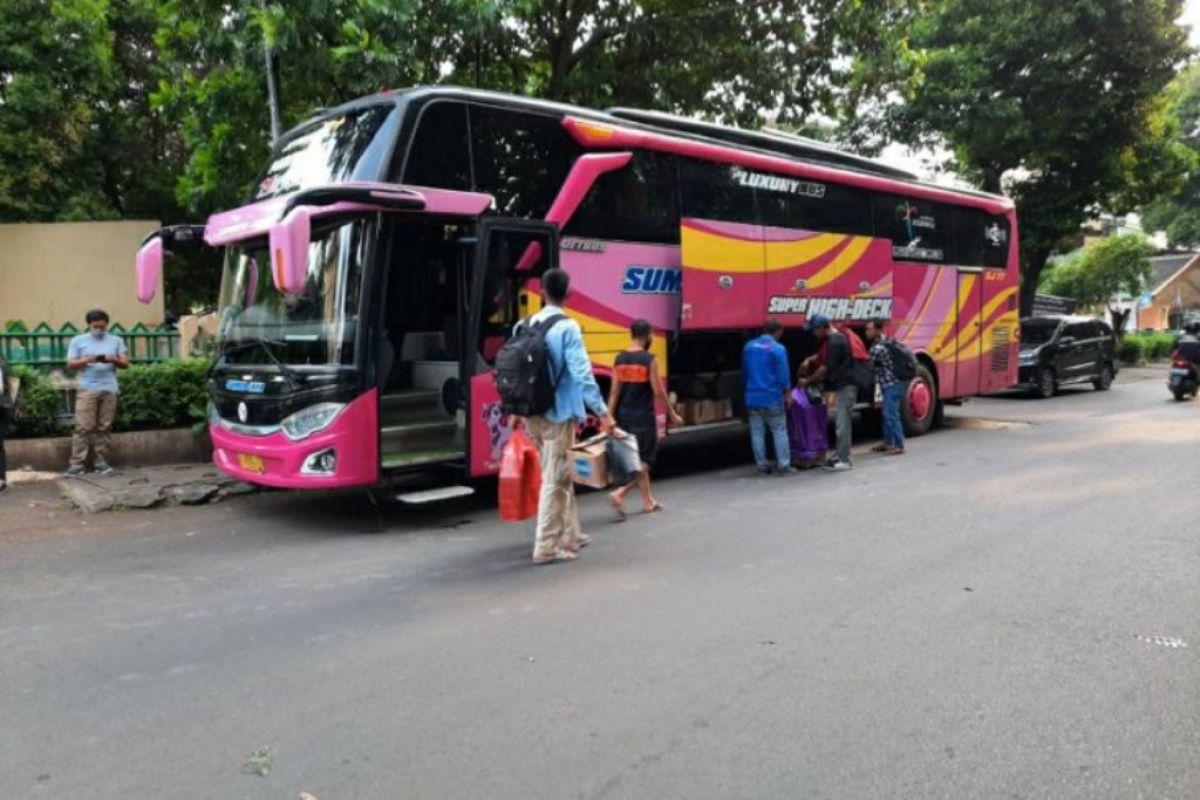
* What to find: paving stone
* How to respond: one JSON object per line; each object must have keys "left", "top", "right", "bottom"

{"left": 217, "top": 481, "right": 259, "bottom": 498}
{"left": 113, "top": 484, "right": 166, "bottom": 509}
{"left": 56, "top": 464, "right": 256, "bottom": 512}
{"left": 57, "top": 479, "right": 115, "bottom": 514}
{"left": 165, "top": 484, "right": 220, "bottom": 505}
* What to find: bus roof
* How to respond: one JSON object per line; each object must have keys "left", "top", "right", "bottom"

{"left": 287, "top": 86, "right": 1011, "bottom": 211}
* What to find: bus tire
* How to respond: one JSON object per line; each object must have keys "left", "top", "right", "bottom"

{"left": 902, "top": 364, "right": 938, "bottom": 437}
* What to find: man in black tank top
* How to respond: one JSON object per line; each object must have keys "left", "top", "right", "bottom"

{"left": 607, "top": 320, "right": 684, "bottom": 519}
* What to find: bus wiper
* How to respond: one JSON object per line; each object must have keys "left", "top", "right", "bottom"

{"left": 215, "top": 337, "right": 305, "bottom": 391}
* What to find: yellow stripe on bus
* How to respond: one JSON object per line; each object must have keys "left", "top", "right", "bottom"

{"left": 804, "top": 236, "right": 872, "bottom": 289}
{"left": 681, "top": 225, "right": 846, "bottom": 273}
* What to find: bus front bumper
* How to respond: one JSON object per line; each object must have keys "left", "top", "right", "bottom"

{"left": 210, "top": 390, "right": 379, "bottom": 490}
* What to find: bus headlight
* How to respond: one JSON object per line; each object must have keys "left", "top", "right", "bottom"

{"left": 280, "top": 402, "right": 346, "bottom": 442}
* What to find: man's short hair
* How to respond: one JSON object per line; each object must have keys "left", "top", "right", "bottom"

{"left": 630, "top": 318, "right": 652, "bottom": 340}
{"left": 763, "top": 319, "right": 784, "bottom": 336}
{"left": 85, "top": 309, "right": 110, "bottom": 325}
{"left": 542, "top": 269, "right": 570, "bottom": 304}
{"left": 866, "top": 318, "right": 890, "bottom": 331}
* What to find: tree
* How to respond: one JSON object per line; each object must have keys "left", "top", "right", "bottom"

{"left": 886, "top": 0, "right": 1192, "bottom": 316}
{"left": 1041, "top": 235, "right": 1154, "bottom": 334}
{"left": 153, "top": 0, "right": 922, "bottom": 217}
{"left": 0, "top": 0, "right": 115, "bottom": 220}
{"left": 1140, "top": 63, "right": 1200, "bottom": 248}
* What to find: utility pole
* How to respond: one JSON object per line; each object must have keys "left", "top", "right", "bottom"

{"left": 261, "top": 0, "right": 283, "bottom": 143}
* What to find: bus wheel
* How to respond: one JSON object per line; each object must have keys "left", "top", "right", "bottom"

{"left": 902, "top": 365, "right": 938, "bottom": 437}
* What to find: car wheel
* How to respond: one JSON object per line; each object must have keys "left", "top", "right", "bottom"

{"left": 1035, "top": 367, "right": 1057, "bottom": 399}
{"left": 902, "top": 364, "right": 937, "bottom": 436}
{"left": 1092, "top": 363, "right": 1113, "bottom": 391}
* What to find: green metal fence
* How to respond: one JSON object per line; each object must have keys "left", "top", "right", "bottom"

{"left": 1, "top": 322, "right": 180, "bottom": 367}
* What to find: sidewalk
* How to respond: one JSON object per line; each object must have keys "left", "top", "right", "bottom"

{"left": 53, "top": 464, "right": 258, "bottom": 513}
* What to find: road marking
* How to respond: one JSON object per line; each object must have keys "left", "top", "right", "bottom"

{"left": 1135, "top": 635, "right": 1188, "bottom": 649}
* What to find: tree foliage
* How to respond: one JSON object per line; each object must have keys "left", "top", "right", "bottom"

{"left": 153, "top": 0, "right": 920, "bottom": 217}
{"left": 1041, "top": 234, "right": 1154, "bottom": 333}
{"left": 0, "top": 0, "right": 183, "bottom": 222}
{"left": 1140, "top": 63, "right": 1200, "bottom": 248}
{"left": 887, "top": 0, "right": 1192, "bottom": 315}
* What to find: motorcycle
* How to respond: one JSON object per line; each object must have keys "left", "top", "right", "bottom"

{"left": 1168, "top": 354, "right": 1198, "bottom": 401}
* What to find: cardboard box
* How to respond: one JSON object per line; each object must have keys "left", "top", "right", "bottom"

{"left": 682, "top": 398, "right": 733, "bottom": 425}
{"left": 569, "top": 435, "right": 610, "bottom": 489}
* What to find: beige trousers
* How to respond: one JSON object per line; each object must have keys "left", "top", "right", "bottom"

{"left": 70, "top": 390, "right": 118, "bottom": 467}
{"left": 524, "top": 416, "right": 582, "bottom": 559}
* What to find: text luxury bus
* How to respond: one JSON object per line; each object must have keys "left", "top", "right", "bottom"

{"left": 135, "top": 87, "right": 1019, "bottom": 498}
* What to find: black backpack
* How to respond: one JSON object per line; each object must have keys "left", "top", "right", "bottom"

{"left": 887, "top": 340, "right": 919, "bottom": 382}
{"left": 493, "top": 313, "right": 567, "bottom": 416}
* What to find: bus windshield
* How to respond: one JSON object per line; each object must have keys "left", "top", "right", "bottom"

{"left": 216, "top": 219, "right": 368, "bottom": 367}
{"left": 252, "top": 105, "right": 398, "bottom": 201}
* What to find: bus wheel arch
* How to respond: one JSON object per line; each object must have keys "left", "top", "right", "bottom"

{"left": 902, "top": 356, "right": 941, "bottom": 437}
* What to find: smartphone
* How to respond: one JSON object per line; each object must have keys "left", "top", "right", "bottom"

{"left": 94, "top": 354, "right": 107, "bottom": 363}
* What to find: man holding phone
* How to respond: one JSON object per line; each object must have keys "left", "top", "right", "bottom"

{"left": 65, "top": 309, "right": 129, "bottom": 475}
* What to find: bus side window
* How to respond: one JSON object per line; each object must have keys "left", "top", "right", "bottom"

{"left": 564, "top": 152, "right": 680, "bottom": 243}
{"left": 953, "top": 208, "right": 1010, "bottom": 269}
{"left": 873, "top": 194, "right": 952, "bottom": 263}
{"left": 468, "top": 105, "right": 582, "bottom": 218}
{"left": 678, "top": 159, "right": 757, "bottom": 224}
{"left": 756, "top": 176, "right": 872, "bottom": 237}
{"left": 402, "top": 101, "right": 472, "bottom": 190}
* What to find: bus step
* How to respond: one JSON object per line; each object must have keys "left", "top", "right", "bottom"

{"left": 380, "top": 390, "right": 443, "bottom": 417}
{"left": 396, "top": 485, "right": 475, "bottom": 505}
{"left": 381, "top": 447, "right": 464, "bottom": 470}
{"left": 381, "top": 418, "right": 462, "bottom": 452}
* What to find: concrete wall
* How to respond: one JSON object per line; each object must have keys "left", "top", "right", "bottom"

{"left": 6, "top": 428, "right": 211, "bottom": 472}
{"left": 0, "top": 221, "right": 162, "bottom": 328}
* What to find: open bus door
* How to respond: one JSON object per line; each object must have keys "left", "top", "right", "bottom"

{"left": 464, "top": 218, "right": 561, "bottom": 477}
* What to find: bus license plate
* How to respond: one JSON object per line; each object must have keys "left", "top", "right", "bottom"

{"left": 237, "top": 453, "right": 265, "bottom": 473}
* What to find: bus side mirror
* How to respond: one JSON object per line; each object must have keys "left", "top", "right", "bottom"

{"left": 269, "top": 207, "right": 312, "bottom": 294}
{"left": 135, "top": 237, "right": 163, "bottom": 304}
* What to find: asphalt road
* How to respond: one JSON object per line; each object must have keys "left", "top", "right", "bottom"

{"left": 2, "top": 367, "right": 1198, "bottom": 800}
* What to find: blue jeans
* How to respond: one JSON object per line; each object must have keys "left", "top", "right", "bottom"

{"left": 881, "top": 383, "right": 905, "bottom": 449}
{"left": 748, "top": 404, "right": 790, "bottom": 470}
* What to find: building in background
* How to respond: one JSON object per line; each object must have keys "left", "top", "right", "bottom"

{"left": 0, "top": 221, "right": 162, "bottom": 328}
{"left": 1134, "top": 252, "right": 1200, "bottom": 331}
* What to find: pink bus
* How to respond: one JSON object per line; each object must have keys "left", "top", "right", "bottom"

{"left": 136, "top": 88, "right": 1019, "bottom": 498}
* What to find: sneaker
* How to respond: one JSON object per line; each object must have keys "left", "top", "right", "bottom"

{"left": 825, "top": 460, "right": 853, "bottom": 472}
{"left": 776, "top": 466, "right": 801, "bottom": 476}
{"left": 757, "top": 466, "right": 773, "bottom": 476}
{"left": 93, "top": 462, "right": 115, "bottom": 475}
{"left": 64, "top": 465, "right": 85, "bottom": 477}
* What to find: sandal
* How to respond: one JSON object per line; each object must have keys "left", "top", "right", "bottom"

{"left": 566, "top": 533, "right": 592, "bottom": 552}
{"left": 532, "top": 549, "right": 578, "bottom": 565}
{"left": 643, "top": 501, "right": 665, "bottom": 514}
{"left": 871, "top": 443, "right": 889, "bottom": 453}
{"left": 609, "top": 492, "right": 628, "bottom": 521}
{"left": 885, "top": 446, "right": 906, "bottom": 456}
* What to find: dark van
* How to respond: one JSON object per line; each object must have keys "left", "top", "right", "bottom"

{"left": 1018, "top": 316, "right": 1118, "bottom": 398}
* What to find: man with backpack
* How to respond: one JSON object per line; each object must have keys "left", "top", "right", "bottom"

{"left": 865, "top": 319, "right": 912, "bottom": 456}
{"left": 495, "top": 268, "right": 614, "bottom": 565}
{"left": 805, "top": 315, "right": 871, "bottom": 471}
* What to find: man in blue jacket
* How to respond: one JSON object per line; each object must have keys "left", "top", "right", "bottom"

{"left": 742, "top": 319, "right": 795, "bottom": 476}
{"left": 524, "top": 268, "right": 615, "bottom": 565}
